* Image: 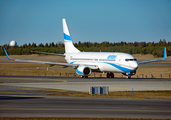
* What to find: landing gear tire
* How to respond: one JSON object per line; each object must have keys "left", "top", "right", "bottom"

{"left": 81, "top": 76, "right": 88, "bottom": 78}
{"left": 110, "top": 72, "right": 114, "bottom": 78}
{"left": 107, "top": 72, "right": 114, "bottom": 78}
{"left": 85, "top": 76, "right": 88, "bottom": 78}
{"left": 107, "top": 73, "right": 110, "bottom": 78}
{"left": 128, "top": 75, "right": 131, "bottom": 79}
{"left": 126, "top": 75, "right": 131, "bottom": 79}
{"left": 81, "top": 76, "right": 85, "bottom": 78}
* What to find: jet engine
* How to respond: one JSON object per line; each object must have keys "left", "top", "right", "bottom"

{"left": 76, "top": 66, "right": 91, "bottom": 76}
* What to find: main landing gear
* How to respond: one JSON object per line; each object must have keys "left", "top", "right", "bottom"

{"left": 81, "top": 76, "right": 88, "bottom": 78}
{"left": 107, "top": 72, "right": 114, "bottom": 78}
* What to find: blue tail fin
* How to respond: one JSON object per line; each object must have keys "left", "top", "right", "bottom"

{"left": 62, "top": 19, "right": 80, "bottom": 53}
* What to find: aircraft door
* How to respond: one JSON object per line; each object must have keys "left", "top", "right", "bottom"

{"left": 116, "top": 56, "right": 122, "bottom": 65}
{"left": 65, "top": 54, "right": 70, "bottom": 63}
{"left": 94, "top": 58, "right": 98, "bottom": 62}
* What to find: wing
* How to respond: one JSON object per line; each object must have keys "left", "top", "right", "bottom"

{"left": 3, "top": 47, "right": 99, "bottom": 70}
{"left": 3, "top": 47, "right": 76, "bottom": 67}
{"left": 138, "top": 47, "right": 167, "bottom": 64}
{"left": 31, "top": 51, "right": 65, "bottom": 56}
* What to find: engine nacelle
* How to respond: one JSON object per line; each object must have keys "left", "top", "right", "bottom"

{"left": 76, "top": 66, "right": 91, "bottom": 76}
{"left": 122, "top": 71, "right": 136, "bottom": 76}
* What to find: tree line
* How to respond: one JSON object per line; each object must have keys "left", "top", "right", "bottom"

{"left": 0, "top": 39, "right": 171, "bottom": 57}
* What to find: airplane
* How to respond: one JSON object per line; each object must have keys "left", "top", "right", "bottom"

{"left": 3, "top": 18, "right": 167, "bottom": 78}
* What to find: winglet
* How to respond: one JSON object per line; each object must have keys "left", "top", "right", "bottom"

{"left": 3, "top": 47, "right": 11, "bottom": 60}
{"left": 164, "top": 47, "right": 167, "bottom": 60}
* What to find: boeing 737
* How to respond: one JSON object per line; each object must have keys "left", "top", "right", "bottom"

{"left": 3, "top": 19, "right": 167, "bottom": 78}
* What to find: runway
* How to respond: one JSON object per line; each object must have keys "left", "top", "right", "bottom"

{"left": 0, "top": 76, "right": 171, "bottom": 118}
{"left": 1, "top": 76, "right": 171, "bottom": 92}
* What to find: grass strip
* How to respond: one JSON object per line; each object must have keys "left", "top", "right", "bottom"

{"left": 49, "top": 90, "right": 171, "bottom": 99}
{"left": 1, "top": 63, "right": 171, "bottom": 78}
{"left": 0, "top": 118, "right": 170, "bottom": 120}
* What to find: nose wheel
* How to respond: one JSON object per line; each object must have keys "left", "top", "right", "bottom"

{"left": 107, "top": 72, "right": 114, "bottom": 78}
{"left": 126, "top": 75, "right": 131, "bottom": 79}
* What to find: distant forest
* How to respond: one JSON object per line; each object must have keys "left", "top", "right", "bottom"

{"left": 0, "top": 39, "right": 171, "bottom": 57}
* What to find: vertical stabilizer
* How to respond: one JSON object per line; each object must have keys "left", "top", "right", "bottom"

{"left": 62, "top": 19, "right": 80, "bottom": 53}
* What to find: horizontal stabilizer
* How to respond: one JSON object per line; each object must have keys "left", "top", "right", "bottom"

{"left": 31, "top": 51, "right": 65, "bottom": 56}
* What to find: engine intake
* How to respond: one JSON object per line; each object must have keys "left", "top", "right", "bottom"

{"left": 76, "top": 66, "right": 91, "bottom": 76}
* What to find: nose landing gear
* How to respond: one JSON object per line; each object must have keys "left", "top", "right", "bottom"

{"left": 126, "top": 75, "right": 131, "bottom": 79}
{"left": 122, "top": 71, "right": 136, "bottom": 79}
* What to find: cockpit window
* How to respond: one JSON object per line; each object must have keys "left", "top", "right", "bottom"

{"left": 125, "top": 59, "right": 137, "bottom": 62}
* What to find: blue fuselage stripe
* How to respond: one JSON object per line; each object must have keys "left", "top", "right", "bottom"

{"left": 104, "top": 62, "right": 132, "bottom": 72}
{"left": 70, "top": 61, "right": 133, "bottom": 72}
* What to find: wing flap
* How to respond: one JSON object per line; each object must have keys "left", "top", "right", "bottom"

{"left": 14, "top": 59, "right": 77, "bottom": 66}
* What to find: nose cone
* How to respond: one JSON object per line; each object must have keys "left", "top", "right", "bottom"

{"left": 130, "top": 62, "right": 139, "bottom": 69}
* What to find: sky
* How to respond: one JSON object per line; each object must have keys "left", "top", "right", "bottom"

{"left": 0, "top": 0, "right": 171, "bottom": 46}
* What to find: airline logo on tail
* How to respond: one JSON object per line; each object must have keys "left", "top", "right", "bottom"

{"left": 63, "top": 19, "right": 71, "bottom": 41}
{"left": 62, "top": 19, "right": 80, "bottom": 53}
{"left": 64, "top": 33, "right": 71, "bottom": 41}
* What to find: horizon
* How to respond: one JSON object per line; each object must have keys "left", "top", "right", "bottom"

{"left": 1, "top": 39, "right": 169, "bottom": 47}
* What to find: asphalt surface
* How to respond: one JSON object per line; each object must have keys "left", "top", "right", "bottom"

{"left": 1, "top": 76, "right": 171, "bottom": 92}
{"left": 0, "top": 76, "right": 171, "bottom": 118}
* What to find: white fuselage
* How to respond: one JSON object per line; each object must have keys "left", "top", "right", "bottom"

{"left": 65, "top": 52, "right": 138, "bottom": 73}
